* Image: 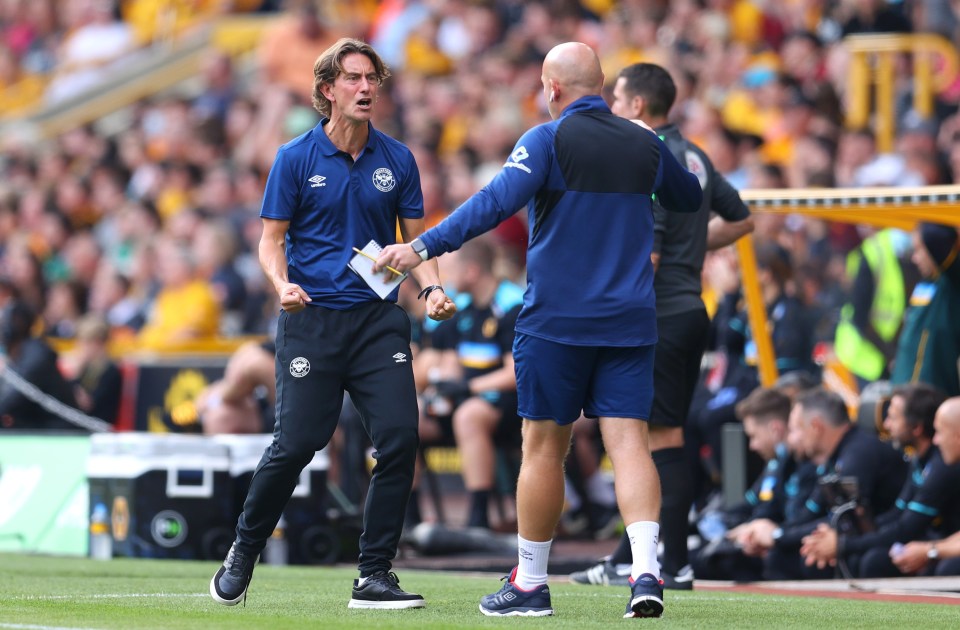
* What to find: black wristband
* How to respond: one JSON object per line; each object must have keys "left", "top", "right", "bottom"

{"left": 418, "top": 285, "right": 444, "bottom": 301}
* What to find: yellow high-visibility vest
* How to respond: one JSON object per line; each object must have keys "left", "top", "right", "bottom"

{"left": 835, "top": 229, "right": 906, "bottom": 380}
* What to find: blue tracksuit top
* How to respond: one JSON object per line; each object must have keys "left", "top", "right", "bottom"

{"left": 418, "top": 95, "right": 703, "bottom": 346}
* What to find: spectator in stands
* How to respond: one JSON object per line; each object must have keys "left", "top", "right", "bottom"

{"left": 192, "top": 219, "right": 247, "bottom": 335}
{"left": 192, "top": 51, "right": 238, "bottom": 123}
{"left": 60, "top": 313, "right": 122, "bottom": 425}
{"left": 835, "top": 128, "right": 877, "bottom": 187}
{"left": 0, "top": 300, "right": 79, "bottom": 431}
{"left": 88, "top": 261, "right": 146, "bottom": 333}
{"left": 841, "top": 0, "right": 912, "bottom": 36}
{"left": 137, "top": 236, "right": 220, "bottom": 349}
{"left": 44, "top": 0, "right": 136, "bottom": 104}
{"left": 801, "top": 383, "right": 960, "bottom": 578}
{"left": 424, "top": 236, "right": 523, "bottom": 532}
{"left": 41, "top": 279, "right": 86, "bottom": 339}
{"left": 891, "top": 396, "right": 960, "bottom": 577}
{"left": 61, "top": 230, "right": 103, "bottom": 289}
{"left": 257, "top": 2, "right": 341, "bottom": 104}
{"left": 2, "top": 238, "right": 46, "bottom": 315}
{"left": 732, "top": 388, "right": 906, "bottom": 580}
{"left": 889, "top": 223, "right": 960, "bottom": 397}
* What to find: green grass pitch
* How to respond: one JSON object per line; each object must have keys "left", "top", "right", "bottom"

{"left": 1, "top": 553, "right": 958, "bottom": 629}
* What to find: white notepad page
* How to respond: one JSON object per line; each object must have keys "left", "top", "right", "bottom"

{"left": 348, "top": 239, "right": 408, "bottom": 299}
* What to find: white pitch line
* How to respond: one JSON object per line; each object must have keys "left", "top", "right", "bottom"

{"left": 8, "top": 593, "right": 208, "bottom": 601}
{"left": 0, "top": 624, "right": 105, "bottom": 630}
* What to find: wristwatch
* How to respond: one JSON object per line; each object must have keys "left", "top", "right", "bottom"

{"left": 410, "top": 238, "right": 429, "bottom": 262}
{"left": 927, "top": 543, "right": 940, "bottom": 560}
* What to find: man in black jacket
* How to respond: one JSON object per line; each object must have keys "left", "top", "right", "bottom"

{"left": 733, "top": 388, "right": 906, "bottom": 579}
{"left": 801, "top": 384, "right": 960, "bottom": 577}
{"left": 695, "top": 386, "right": 817, "bottom": 581}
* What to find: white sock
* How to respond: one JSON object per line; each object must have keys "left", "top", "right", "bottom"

{"left": 514, "top": 536, "right": 551, "bottom": 590}
{"left": 586, "top": 471, "right": 617, "bottom": 507}
{"left": 626, "top": 521, "right": 660, "bottom": 581}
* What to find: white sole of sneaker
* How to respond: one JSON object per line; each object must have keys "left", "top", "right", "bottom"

{"left": 626, "top": 595, "right": 664, "bottom": 618}
{"left": 348, "top": 598, "right": 426, "bottom": 609}
{"left": 479, "top": 605, "right": 554, "bottom": 617}
{"left": 209, "top": 575, "right": 245, "bottom": 606}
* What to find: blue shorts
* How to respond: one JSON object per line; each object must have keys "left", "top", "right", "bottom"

{"left": 513, "top": 332, "right": 655, "bottom": 425}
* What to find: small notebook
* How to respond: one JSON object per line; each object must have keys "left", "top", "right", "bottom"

{"left": 348, "top": 239, "right": 408, "bottom": 299}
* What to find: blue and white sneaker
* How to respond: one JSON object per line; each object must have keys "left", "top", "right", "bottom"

{"left": 623, "top": 573, "right": 664, "bottom": 618}
{"left": 479, "top": 567, "right": 553, "bottom": 617}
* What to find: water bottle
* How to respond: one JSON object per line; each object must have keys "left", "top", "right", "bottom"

{"left": 89, "top": 503, "right": 113, "bottom": 561}
{"left": 265, "top": 515, "right": 289, "bottom": 565}
{"left": 697, "top": 511, "right": 727, "bottom": 543}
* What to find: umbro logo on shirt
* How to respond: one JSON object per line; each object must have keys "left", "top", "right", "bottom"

{"left": 308, "top": 175, "right": 326, "bottom": 188}
{"left": 393, "top": 352, "right": 407, "bottom": 363}
{"left": 504, "top": 146, "right": 531, "bottom": 173}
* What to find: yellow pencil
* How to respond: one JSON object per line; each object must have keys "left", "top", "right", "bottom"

{"left": 352, "top": 247, "right": 404, "bottom": 276}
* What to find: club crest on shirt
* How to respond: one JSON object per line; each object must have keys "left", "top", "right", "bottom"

{"left": 372, "top": 167, "right": 396, "bottom": 192}
{"left": 290, "top": 357, "right": 310, "bottom": 378}
{"left": 684, "top": 150, "right": 708, "bottom": 189}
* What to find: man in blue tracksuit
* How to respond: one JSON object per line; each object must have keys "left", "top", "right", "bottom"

{"left": 376, "top": 42, "right": 702, "bottom": 619}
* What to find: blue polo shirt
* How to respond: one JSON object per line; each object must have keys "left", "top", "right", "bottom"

{"left": 260, "top": 119, "right": 424, "bottom": 309}
{"left": 418, "top": 96, "right": 702, "bottom": 346}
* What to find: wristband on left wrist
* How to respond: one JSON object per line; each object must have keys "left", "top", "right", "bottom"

{"left": 418, "top": 285, "right": 444, "bottom": 301}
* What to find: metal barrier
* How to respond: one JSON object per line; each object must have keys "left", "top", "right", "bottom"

{"left": 737, "top": 185, "right": 960, "bottom": 389}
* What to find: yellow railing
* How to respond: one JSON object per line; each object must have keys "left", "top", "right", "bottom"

{"left": 738, "top": 185, "right": 960, "bottom": 388}
{"left": 845, "top": 34, "right": 959, "bottom": 152}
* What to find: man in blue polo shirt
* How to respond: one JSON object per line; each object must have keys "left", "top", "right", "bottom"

{"left": 376, "top": 42, "right": 702, "bottom": 619}
{"left": 209, "top": 37, "right": 455, "bottom": 610}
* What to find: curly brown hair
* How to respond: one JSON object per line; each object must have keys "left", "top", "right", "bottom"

{"left": 311, "top": 38, "right": 391, "bottom": 117}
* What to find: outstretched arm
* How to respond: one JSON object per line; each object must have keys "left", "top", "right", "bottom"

{"left": 398, "top": 216, "right": 457, "bottom": 322}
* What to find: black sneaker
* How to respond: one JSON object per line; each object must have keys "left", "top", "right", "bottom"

{"left": 210, "top": 542, "right": 258, "bottom": 606}
{"left": 662, "top": 564, "right": 694, "bottom": 590}
{"left": 348, "top": 571, "right": 425, "bottom": 609}
{"left": 569, "top": 559, "right": 631, "bottom": 586}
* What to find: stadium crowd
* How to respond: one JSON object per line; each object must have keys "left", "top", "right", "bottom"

{"left": 2, "top": 0, "right": 960, "bottom": 583}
